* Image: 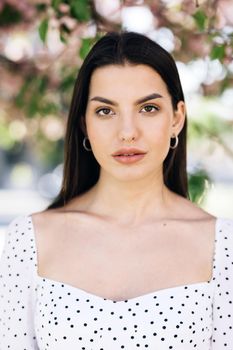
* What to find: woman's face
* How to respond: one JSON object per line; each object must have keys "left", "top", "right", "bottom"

{"left": 84, "top": 64, "right": 185, "bottom": 182}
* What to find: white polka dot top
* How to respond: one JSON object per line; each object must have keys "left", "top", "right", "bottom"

{"left": 0, "top": 215, "right": 233, "bottom": 349}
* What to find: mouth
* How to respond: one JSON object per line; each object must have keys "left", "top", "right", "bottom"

{"left": 111, "top": 148, "right": 147, "bottom": 163}
{"left": 115, "top": 153, "right": 144, "bottom": 156}
{"left": 112, "top": 152, "right": 146, "bottom": 164}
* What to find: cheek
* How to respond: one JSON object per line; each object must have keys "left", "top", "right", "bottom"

{"left": 146, "top": 121, "right": 172, "bottom": 161}
{"left": 86, "top": 117, "right": 113, "bottom": 144}
{"left": 85, "top": 118, "right": 99, "bottom": 142}
{"left": 85, "top": 122, "right": 111, "bottom": 164}
{"left": 87, "top": 125, "right": 109, "bottom": 150}
{"left": 147, "top": 119, "right": 171, "bottom": 144}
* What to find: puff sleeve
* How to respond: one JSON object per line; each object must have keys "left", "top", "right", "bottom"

{"left": 0, "top": 215, "right": 39, "bottom": 349}
{"left": 211, "top": 218, "right": 233, "bottom": 348}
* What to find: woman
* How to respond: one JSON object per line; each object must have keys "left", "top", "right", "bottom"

{"left": 0, "top": 31, "right": 232, "bottom": 349}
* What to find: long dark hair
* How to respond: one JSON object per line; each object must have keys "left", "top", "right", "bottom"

{"left": 47, "top": 31, "right": 189, "bottom": 210}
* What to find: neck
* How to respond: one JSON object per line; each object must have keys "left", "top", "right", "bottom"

{"left": 87, "top": 170, "right": 175, "bottom": 227}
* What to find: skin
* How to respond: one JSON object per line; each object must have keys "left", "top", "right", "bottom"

{"left": 79, "top": 63, "right": 188, "bottom": 227}
{"left": 31, "top": 63, "right": 216, "bottom": 299}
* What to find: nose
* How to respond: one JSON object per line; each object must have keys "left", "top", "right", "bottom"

{"left": 118, "top": 115, "right": 139, "bottom": 142}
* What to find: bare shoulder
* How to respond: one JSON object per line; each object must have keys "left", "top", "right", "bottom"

{"left": 168, "top": 194, "right": 218, "bottom": 269}
{"left": 168, "top": 192, "right": 218, "bottom": 244}
{"left": 30, "top": 209, "right": 66, "bottom": 263}
{"left": 31, "top": 209, "right": 63, "bottom": 234}
{"left": 169, "top": 190, "right": 216, "bottom": 219}
{"left": 30, "top": 207, "right": 72, "bottom": 239}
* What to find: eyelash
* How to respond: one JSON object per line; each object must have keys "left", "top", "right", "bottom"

{"left": 95, "top": 104, "right": 160, "bottom": 116}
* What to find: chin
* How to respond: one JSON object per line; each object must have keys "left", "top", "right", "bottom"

{"left": 111, "top": 168, "right": 152, "bottom": 182}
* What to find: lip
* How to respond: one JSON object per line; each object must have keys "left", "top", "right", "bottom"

{"left": 111, "top": 148, "right": 147, "bottom": 165}
{"left": 112, "top": 148, "right": 146, "bottom": 156}
{"left": 112, "top": 153, "right": 146, "bottom": 164}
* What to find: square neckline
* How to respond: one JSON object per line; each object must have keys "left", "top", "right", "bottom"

{"left": 28, "top": 215, "right": 221, "bottom": 303}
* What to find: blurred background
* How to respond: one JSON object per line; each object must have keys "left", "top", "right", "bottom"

{"left": 0, "top": 0, "right": 233, "bottom": 254}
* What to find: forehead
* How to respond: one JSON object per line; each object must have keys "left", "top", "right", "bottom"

{"left": 89, "top": 64, "right": 169, "bottom": 97}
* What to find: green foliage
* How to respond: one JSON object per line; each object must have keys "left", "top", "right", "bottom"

{"left": 39, "top": 17, "right": 49, "bottom": 43}
{"left": 52, "top": 0, "right": 62, "bottom": 10}
{"left": 60, "top": 31, "right": 68, "bottom": 43}
{"left": 0, "top": 119, "right": 15, "bottom": 150}
{"left": 36, "top": 4, "right": 48, "bottom": 12}
{"left": 211, "top": 45, "right": 225, "bottom": 60}
{"left": 59, "top": 71, "right": 77, "bottom": 92}
{"left": 36, "top": 137, "right": 64, "bottom": 169}
{"left": 15, "top": 76, "right": 59, "bottom": 118}
{"left": 79, "top": 37, "right": 94, "bottom": 59}
{"left": 70, "top": 0, "right": 91, "bottom": 22}
{"left": 1, "top": 0, "right": 232, "bottom": 190}
{"left": 192, "top": 9, "right": 207, "bottom": 31}
{"left": 0, "top": 4, "right": 22, "bottom": 26}
{"left": 59, "top": 23, "right": 71, "bottom": 43}
{"left": 188, "top": 113, "right": 231, "bottom": 143}
{"left": 188, "top": 170, "right": 211, "bottom": 204}
{"left": 79, "top": 33, "right": 103, "bottom": 59}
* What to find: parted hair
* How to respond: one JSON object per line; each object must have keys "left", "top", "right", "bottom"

{"left": 47, "top": 31, "right": 189, "bottom": 209}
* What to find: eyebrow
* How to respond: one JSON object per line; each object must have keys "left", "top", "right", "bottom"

{"left": 89, "top": 93, "right": 163, "bottom": 106}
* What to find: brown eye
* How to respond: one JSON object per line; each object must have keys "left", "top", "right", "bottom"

{"left": 96, "top": 108, "right": 114, "bottom": 116}
{"left": 141, "top": 105, "right": 160, "bottom": 113}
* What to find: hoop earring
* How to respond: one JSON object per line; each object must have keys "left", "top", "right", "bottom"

{"left": 83, "top": 136, "right": 92, "bottom": 151}
{"left": 170, "top": 134, "right": 179, "bottom": 149}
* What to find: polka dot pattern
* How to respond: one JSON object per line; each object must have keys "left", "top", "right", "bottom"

{"left": 0, "top": 215, "right": 233, "bottom": 349}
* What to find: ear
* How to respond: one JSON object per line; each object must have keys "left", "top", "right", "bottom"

{"left": 171, "top": 101, "right": 186, "bottom": 136}
{"left": 80, "top": 116, "right": 87, "bottom": 135}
